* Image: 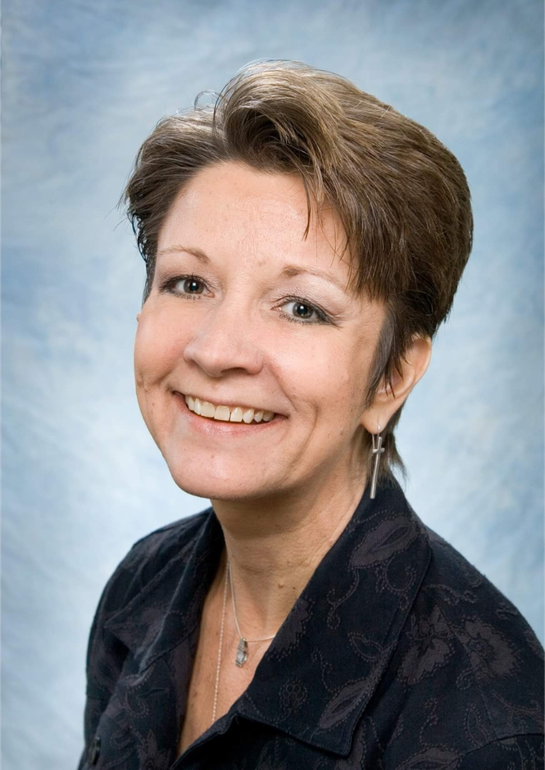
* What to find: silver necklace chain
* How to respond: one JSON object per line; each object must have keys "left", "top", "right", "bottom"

{"left": 228, "top": 559, "right": 277, "bottom": 643}
{"left": 211, "top": 558, "right": 276, "bottom": 726}
{"left": 212, "top": 560, "right": 229, "bottom": 725}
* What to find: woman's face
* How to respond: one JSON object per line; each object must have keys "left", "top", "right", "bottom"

{"left": 134, "top": 161, "right": 386, "bottom": 502}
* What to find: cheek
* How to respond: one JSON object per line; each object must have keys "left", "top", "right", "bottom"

{"left": 283, "top": 344, "right": 355, "bottom": 418}
{"left": 318, "top": 350, "right": 368, "bottom": 422}
{"left": 134, "top": 313, "right": 182, "bottom": 389}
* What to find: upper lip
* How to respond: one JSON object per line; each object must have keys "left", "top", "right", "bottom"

{"left": 175, "top": 391, "right": 285, "bottom": 417}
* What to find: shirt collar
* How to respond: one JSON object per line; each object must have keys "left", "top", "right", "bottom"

{"left": 105, "top": 475, "right": 431, "bottom": 757}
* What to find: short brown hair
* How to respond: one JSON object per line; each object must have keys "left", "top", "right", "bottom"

{"left": 120, "top": 59, "right": 473, "bottom": 486}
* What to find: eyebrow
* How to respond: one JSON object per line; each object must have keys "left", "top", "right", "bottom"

{"left": 156, "top": 245, "right": 350, "bottom": 293}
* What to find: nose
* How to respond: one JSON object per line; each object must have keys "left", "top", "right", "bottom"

{"left": 182, "top": 297, "right": 264, "bottom": 378}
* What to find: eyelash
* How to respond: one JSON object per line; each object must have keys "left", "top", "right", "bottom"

{"left": 158, "top": 274, "right": 331, "bottom": 325}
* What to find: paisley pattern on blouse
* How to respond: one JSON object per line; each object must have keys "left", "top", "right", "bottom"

{"left": 77, "top": 476, "right": 544, "bottom": 769}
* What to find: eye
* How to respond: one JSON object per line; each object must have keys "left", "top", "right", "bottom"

{"left": 159, "top": 275, "right": 208, "bottom": 297}
{"left": 279, "top": 298, "right": 330, "bottom": 325}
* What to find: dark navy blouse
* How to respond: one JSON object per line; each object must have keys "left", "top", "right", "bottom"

{"left": 77, "top": 476, "right": 544, "bottom": 769}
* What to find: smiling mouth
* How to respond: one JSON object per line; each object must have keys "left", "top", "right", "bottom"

{"left": 180, "top": 393, "right": 279, "bottom": 424}
{"left": 174, "top": 392, "right": 286, "bottom": 429}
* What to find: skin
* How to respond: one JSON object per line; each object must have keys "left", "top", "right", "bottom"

{"left": 134, "top": 160, "right": 432, "bottom": 663}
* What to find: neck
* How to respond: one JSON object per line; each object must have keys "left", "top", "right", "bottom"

{"left": 210, "top": 469, "right": 368, "bottom": 639}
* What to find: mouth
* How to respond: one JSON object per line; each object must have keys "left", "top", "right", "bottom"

{"left": 173, "top": 392, "right": 287, "bottom": 435}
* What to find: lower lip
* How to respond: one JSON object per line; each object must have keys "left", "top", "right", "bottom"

{"left": 174, "top": 393, "right": 287, "bottom": 437}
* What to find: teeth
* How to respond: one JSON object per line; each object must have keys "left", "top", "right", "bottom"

{"left": 242, "top": 408, "right": 254, "bottom": 424}
{"left": 214, "top": 406, "right": 231, "bottom": 422}
{"left": 229, "top": 407, "right": 243, "bottom": 422}
{"left": 201, "top": 401, "right": 215, "bottom": 418}
{"left": 184, "top": 395, "right": 275, "bottom": 424}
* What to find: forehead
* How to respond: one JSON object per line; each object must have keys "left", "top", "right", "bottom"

{"left": 157, "top": 161, "right": 355, "bottom": 281}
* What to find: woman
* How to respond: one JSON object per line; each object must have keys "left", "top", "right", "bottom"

{"left": 78, "top": 60, "right": 544, "bottom": 769}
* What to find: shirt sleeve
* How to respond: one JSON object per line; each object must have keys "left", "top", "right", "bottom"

{"left": 445, "top": 734, "right": 544, "bottom": 769}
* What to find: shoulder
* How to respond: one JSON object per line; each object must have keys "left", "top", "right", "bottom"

{"left": 378, "top": 518, "right": 543, "bottom": 766}
{"left": 79, "top": 506, "right": 212, "bottom": 750}
{"left": 83, "top": 506, "right": 211, "bottom": 697}
{"left": 402, "top": 522, "right": 543, "bottom": 738}
{"left": 422, "top": 523, "right": 544, "bottom": 669}
{"left": 96, "top": 506, "right": 213, "bottom": 620}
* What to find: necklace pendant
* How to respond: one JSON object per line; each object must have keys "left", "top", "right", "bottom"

{"left": 235, "top": 637, "right": 248, "bottom": 667}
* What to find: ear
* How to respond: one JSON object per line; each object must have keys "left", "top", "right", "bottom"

{"left": 360, "top": 335, "right": 432, "bottom": 434}
{"left": 136, "top": 313, "right": 141, "bottom": 323}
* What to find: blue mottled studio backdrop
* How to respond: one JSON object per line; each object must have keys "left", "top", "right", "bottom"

{"left": 2, "top": 0, "right": 543, "bottom": 767}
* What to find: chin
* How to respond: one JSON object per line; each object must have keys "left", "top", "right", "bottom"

{"left": 165, "top": 458, "right": 269, "bottom": 502}
{"left": 173, "top": 478, "right": 277, "bottom": 504}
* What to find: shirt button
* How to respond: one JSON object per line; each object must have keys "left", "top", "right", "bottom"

{"left": 89, "top": 735, "right": 101, "bottom": 765}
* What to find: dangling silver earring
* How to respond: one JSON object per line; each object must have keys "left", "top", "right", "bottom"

{"left": 370, "top": 424, "right": 385, "bottom": 499}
